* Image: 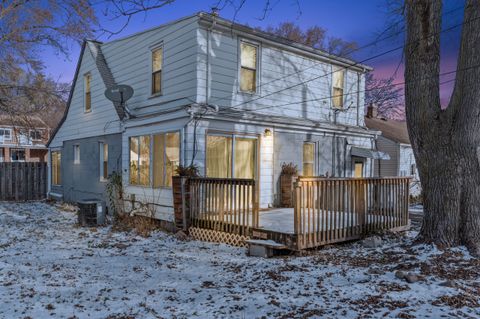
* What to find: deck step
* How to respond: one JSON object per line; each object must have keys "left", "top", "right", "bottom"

{"left": 246, "top": 239, "right": 288, "bottom": 258}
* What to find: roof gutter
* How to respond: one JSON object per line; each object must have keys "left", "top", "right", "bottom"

{"left": 198, "top": 13, "right": 373, "bottom": 73}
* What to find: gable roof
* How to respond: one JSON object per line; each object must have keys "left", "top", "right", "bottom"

{"left": 46, "top": 40, "right": 124, "bottom": 147}
{"left": 365, "top": 116, "right": 411, "bottom": 144}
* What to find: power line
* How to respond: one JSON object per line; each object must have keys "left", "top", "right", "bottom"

{"left": 216, "top": 8, "right": 474, "bottom": 115}
{"left": 207, "top": 5, "right": 464, "bottom": 109}
{"left": 214, "top": 63, "right": 480, "bottom": 117}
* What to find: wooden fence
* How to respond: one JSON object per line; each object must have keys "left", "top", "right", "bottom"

{"left": 189, "top": 177, "right": 258, "bottom": 236}
{"left": 294, "top": 177, "right": 410, "bottom": 250}
{"left": 0, "top": 162, "right": 47, "bottom": 201}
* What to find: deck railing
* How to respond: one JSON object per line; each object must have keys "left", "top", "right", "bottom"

{"left": 189, "top": 177, "right": 258, "bottom": 236}
{"left": 294, "top": 177, "right": 410, "bottom": 250}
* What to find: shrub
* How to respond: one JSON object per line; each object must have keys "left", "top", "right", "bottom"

{"left": 281, "top": 162, "right": 298, "bottom": 175}
{"left": 175, "top": 164, "right": 200, "bottom": 177}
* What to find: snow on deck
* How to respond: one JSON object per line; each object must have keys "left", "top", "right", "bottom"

{"left": 0, "top": 202, "right": 478, "bottom": 318}
{"left": 258, "top": 208, "right": 399, "bottom": 234}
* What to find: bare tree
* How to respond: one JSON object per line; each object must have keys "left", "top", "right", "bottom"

{"left": 404, "top": 0, "right": 480, "bottom": 254}
{"left": 365, "top": 73, "right": 404, "bottom": 119}
{"left": 263, "top": 22, "right": 358, "bottom": 58}
{"left": 0, "top": 0, "right": 95, "bottom": 127}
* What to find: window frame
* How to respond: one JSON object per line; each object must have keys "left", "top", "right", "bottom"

{"left": 302, "top": 142, "right": 316, "bottom": 177}
{"left": 238, "top": 40, "right": 260, "bottom": 94}
{"left": 73, "top": 144, "right": 80, "bottom": 164}
{"left": 332, "top": 65, "right": 345, "bottom": 109}
{"left": 99, "top": 142, "right": 109, "bottom": 182}
{"left": 10, "top": 148, "right": 26, "bottom": 162}
{"left": 129, "top": 130, "right": 181, "bottom": 188}
{"left": 0, "top": 128, "right": 12, "bottom": 141}
{"left": 205, "top": 131, "right": 259, "bottom": 180}
{"left": 353, "top": 157, "right": 365, "bottom": 178}
{"left": 51, "top": 150, "right": 62, "bottom": 186}
{"left": 84, "top": 73, "right": 92, "bottom": 113}
{"left": 29, "top": 129, "right": 42, "bottom": 141}
{"left": 150, "top": 45, "right": 164, "bottom": 96}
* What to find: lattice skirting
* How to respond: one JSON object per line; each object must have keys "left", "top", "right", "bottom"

{"left": 189, "top": 227, "right": 250, "bottom": 248}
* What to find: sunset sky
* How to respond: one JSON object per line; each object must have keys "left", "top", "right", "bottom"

{"left": 42, "top": 0, "right": 465, "bottom": 108}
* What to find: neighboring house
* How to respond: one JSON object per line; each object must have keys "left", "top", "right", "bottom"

{"left": 365, "top": 105, "right": 421, "bottom": 196}
{"left": 48, "top": 12, "right": 387, "bottom": 220}
{"left": 0, "top": 115, "right": 50, "bottom": 163}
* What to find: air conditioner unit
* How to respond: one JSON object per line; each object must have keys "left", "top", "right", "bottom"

{"left": 77, "top": 199, "right": 106, "bottom": 226}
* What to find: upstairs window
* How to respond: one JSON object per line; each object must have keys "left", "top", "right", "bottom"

{"left": 240, "top": 42, "right": 258, "bottom": 93}
{"left": 52, "top": 151, "right": 61, "bottom": 185}
{"left": 152, "top": 47, "right": 163, "bottom": 95}
{"left": 29, "top": 130, "right": 42, "bottom": 141}
{"left": 84, "top": 73, "right": 91, "bottom": 112}
{"left": 332, "top": 66, "right": 345, "bottom": 108}
{"left": 303, "top": 143, "right": 315, "bottom": 176}
{"left": 0, "top": 128, "right": 11, "bottom": 141}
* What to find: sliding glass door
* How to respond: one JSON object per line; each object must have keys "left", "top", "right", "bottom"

{"left": 206, "top": 134, "right": 257, "bottom": 180}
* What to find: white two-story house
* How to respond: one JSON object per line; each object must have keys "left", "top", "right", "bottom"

{"left": 47, "top": 12, "right": 383, "bottom": 221}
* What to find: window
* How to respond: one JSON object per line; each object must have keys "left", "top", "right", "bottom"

{"left": 100, "top": 143, "right": 108, "bottom": 181}
{"left": 410, "top": 164, "right": 417, "bottom": 176}
{"left": 0, "top": 148, "right": 4, "bottom": 162}
{"left": 206, "top": 134, "right": 257, "bottom": 179}
{"left": 51, "top": 151, "right": 61, "bottom": 185}
{"left": 153, "top": 132, "right": 180, "bottom": 187}
{"left": 130, "top": 132, "right": 180, "bottom": 187}
{"left": 152, "top": 47, "right": 163, "bottom": 94}
{"left": 303, "top": 143, "right": 315, "bottom": 176}
{"left": 354, "top": 160, "right": 364, "bottom": 178}
{"left": 84, "top": 73, "right": 91, "bottom": 112}
{"left": 29, "top": 130, "right": 42, "bottom": 141}
{"left": 332, "top": 66, "right": 345, "bottom": 108}
{"left": 11, "top": 148, "right": 25, "bottom": 162}
{"left": 240, "top": 42, "right": 258, "bottom": 93}
{"left": 129, "top": 135, "right": 151, "bottom": 186}
{"left": 74, "top": 145, "right": 80, "bottom": 164}
{"left": 0, "top": 128, "right": 12, "bottom": 141}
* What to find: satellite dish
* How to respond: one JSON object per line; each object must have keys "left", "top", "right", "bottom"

{"left": 105, "top": 85, "right": 134, "bottom": 105}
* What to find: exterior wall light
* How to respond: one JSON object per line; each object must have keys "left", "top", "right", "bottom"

{"left": 264, "top": 128, "right": 272, "bottom": 137}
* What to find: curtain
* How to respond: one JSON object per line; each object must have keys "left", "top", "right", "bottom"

{"left": 206, "top": 135, "right": 232, "bottom": 178}
{"left": 303, "top": 143, "right": 314, "bottom": 176}
{"left": 129, "top": 137, "right": 139, "bottom": 184}
{"left": 153, "top": 134, "right": 165, "bottom": 187}
{"left": 234, "top": 138, "right": 256, "bottom": 179}
{"left": 139, "top": 136, "right": 150, "bottom": 186}
{"left": 165, "top": 132, "right": 180, "bottom": 187}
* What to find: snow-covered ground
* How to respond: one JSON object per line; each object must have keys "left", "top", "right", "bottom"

{"left": 0, "top": 202, "right": 478, "bottom": 319}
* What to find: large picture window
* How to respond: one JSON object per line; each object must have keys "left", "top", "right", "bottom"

{"left": 240, "top": 42, "right": 258, "bottom": 93}
{"left": 303, "top": 143, "right": 315, "bottom": 176}
{"left": 130, "top": 132, "right": 180, "bottom": 187}
{"left": 332, "top": 66, "right": 345, "bottom": 108}
{"left": 206, "top": 134, "right": 257, "bottom": 179}
{"left": 51, "top": 151, "right": 61, "bottom": 185}
{"left": 152, "top": 47, "right": 163, "bottom": 95}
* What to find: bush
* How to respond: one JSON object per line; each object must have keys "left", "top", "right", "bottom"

{"left": 281, "top": 162, "right": 298, "bottom": 176}
{"left": 175, "top": 164, "right": 200, "bottom": 177}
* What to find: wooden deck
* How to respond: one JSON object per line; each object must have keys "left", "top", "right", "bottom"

{"left": 187, "top": 176, "right": 411, "bottom": 251}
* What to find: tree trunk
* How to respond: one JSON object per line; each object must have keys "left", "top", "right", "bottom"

{"left": 404, "top": 0, "right": 480, "bottom": 254}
